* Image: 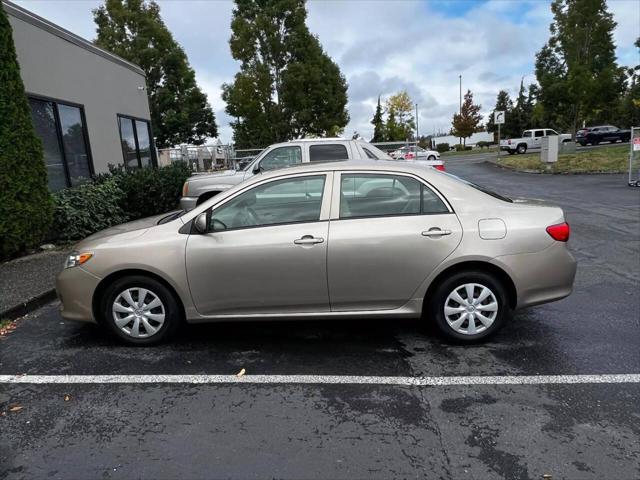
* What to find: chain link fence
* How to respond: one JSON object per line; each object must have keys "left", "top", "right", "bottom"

{"left": 157, "top": 145, "right": 265, "bottom": 172}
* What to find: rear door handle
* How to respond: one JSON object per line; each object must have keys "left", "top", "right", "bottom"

{"left": 422, "top": 228, "right": 452, "bottom": 237}
{"left": 294, "top": 235, "right": 324, "bottom": 245}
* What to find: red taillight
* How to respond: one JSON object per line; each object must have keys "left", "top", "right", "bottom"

{"left": 546, "top": 222, "right": 570, "bottom": 242}
{"left": 508, "top": 140, "right": 512, "bottom": 145}
{"left": 435, "top": 164, "right": 445, "bottom": 171}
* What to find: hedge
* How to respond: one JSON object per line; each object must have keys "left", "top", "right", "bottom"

{"left": 0, "top": 7, "right": 53, "bottom": 260}
{"left": 51, "top": 161, "right": 191, "bottom": 242}
{"left": 435, "top": 143, "right": 450, "bottom": 153}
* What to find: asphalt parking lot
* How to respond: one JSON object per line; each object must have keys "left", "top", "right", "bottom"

{"left": 1, "top": 160, "right": 639, "bottom": 479}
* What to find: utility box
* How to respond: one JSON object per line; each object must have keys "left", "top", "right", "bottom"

{"left": 541, "top": 135, "right": 559, "bottom": 163}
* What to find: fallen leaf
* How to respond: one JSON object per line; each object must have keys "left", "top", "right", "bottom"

{"left": 9, "top": 405, "right": 23, "bottom": 412}
{"left": 64, "top": 394, "right": 71, "bottom": 402}
{"left": 236, "top": 368, "right": 246, "bottom": 377}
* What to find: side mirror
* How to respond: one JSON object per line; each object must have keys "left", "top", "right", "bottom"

{"left": 193, "top": 212, "right": 208, "bottom": 234}
{"left": 252, "top": 162, "right": 263, "bottom": 174}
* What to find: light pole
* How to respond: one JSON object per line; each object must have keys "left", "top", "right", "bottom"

{"left": 415, "top": 103, "right": 419, "bottom": 142}
{"left": 458, "top": 75, "right": 462, "bottom": 146}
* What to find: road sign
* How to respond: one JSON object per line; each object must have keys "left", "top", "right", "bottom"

{"left": 494, "top": 111, "right": 505, "bottom": 125}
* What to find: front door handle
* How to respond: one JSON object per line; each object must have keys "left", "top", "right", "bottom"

{"left": 422, "top": 228, "right": 452, "bottom": 237}
{"left": 294, "top": 235, "right": 324, "bottom": 245}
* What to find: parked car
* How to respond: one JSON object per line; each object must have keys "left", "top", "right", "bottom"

{"left": 390, "top": 145, "right": 445, "bottom": 170}
{"left": 57, "top": 161, "right": 577, "bottom": 346}
{"left": 180, "top": 138, "right": 391, "bottom": 211}
{"left": 500, "top": 129, "right": 572, "bottom": 154}
{"left": 576, "top": 126, "right": 631, "bottom": 146}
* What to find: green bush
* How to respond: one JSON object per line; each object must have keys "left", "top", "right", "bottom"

{"left": 454, "top": 144, "right": 473, "bottom": 151}
{"left": 99, "top": 161, "right": 192, "bottom": 219}
{"left": 0, "top": 8, "right": 53, "bottom": 260}
{"left": 436, "top": 143, "right": 450, "bottom": 153}
{"left": 51, "top": 161, "right": 191, "bottom": 241}
{"left": 51, "top": 177, "right": 127, "bottom": 241}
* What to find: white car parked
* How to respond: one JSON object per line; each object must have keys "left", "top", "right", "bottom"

{"left": 500, "top": 129, "right": 572, "bottom": 155}
{"left": 390, "top": 146, "right": 445, "bottom": 171}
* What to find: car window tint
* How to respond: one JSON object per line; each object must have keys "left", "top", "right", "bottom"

{"left": 362, "top": 147, "right": 379, "bottom": 159}
{"left": 259, "top": 146, "right": 302, "bottom": 171}
{"left": 422, "top": 185, "right": 450, "bottom": 214}
{"left": 340, "top": 174, "right": 421, "bottom": 219}
{"left": 535, "top": 130, "right": 545, "bottom": 137}
{"left": 309, "top": 144, "right": 349, "bottom": 162}
{"left": 523, "top": 131, "right": 532, "bottom": 138}
{"left": 210, "top": 175, "right": 325, "bottom": 230}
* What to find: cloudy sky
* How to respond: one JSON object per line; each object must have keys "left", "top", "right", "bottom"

{"left": 14, "top": 0, "right": 640, "bottom": 143}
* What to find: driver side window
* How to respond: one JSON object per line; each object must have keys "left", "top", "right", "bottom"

{"left": 258, "top": 146, "right": 302, "bottom": 171}
{"left": 210, "top": 175, "right": 326, "bottom": 231}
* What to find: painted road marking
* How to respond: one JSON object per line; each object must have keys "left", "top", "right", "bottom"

{"left": 1, "top": 374, "right": 639, "bottom": 386}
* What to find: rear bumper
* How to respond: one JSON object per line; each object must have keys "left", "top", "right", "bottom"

{"left": 180, "top": 196, "right": 198, "bottom": 211}
{"left": 55, "top": 266, "right": 101, "bottom": 323}
{"left": 493, "top": 242, "right": 577, "bottom": 310}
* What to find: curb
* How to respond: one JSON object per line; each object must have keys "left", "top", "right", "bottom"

{"left": 0, "top": 289, "right": 57, "bottom": 321}
{"left": 484, "top": 159, "right": 627, "bottom": 175}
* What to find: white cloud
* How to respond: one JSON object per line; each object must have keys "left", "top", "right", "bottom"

{"left": 13, "top": 0, "right": 639, "bottom": 143}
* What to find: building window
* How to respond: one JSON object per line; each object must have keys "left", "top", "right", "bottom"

{"left": 28, "top": 97, "right": 93, "bottom": 191}
{"left": 118, "top": 115, "right": 154, "bottom": 168}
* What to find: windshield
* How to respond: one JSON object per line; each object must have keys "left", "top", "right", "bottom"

{"left": 440, "top": 172, "right": 513, "bottom": 203}
{"left": 242, "top": 150, "right": 266, "bottom": 171}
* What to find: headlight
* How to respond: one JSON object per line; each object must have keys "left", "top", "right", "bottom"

{"left": 64, "top": 252, "right": 93, "bottom": 269}
{"left": 182, "top": 181, "right": 189, "bottom": 197}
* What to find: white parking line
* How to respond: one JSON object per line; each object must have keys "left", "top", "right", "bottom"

{"left": 1, "top": 374, "right": 639, "bottom": 386}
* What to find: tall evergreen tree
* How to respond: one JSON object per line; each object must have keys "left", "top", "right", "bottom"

{"left": 94, "top": 0, "right": 217, "bottom": 148}
{"left": 451, "top": 90, "right": 482, "bottom": 145}
{"left": 0, "top": 5, "right": 52, "bottom": 258}
{"left": 535, "top": 0, "right": 625, "bottom": 135}
{"left": 486, "top": 90, "right": 513, "bottom": 140}
{"left": 510, "top": 79, "right": 529, "bottom": 137}
{"left": 370, "top": 96, "right": 386, "bottom": 142}
{"left": 222, "top": 0, "right": 349, "bottom": 148}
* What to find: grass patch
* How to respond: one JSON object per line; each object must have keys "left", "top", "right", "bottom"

{"left": 496, "top": 145, "right": 629, "bottom": 173}
{"left": 441, "top": 146, "right": 498, "bottom": 157}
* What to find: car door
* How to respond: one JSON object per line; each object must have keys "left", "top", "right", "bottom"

{"left": 327, "top": 171, "right": 462, "bottom": 311}
{"left": 185, "top": 172, "right": 332, "bottom": 316}
{"left": 533, "top": 129, "right": 545, "bottom": 148}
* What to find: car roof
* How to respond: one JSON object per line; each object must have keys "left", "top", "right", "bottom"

{"left": 254, "top": 159, "right": 442, "bottom": 181}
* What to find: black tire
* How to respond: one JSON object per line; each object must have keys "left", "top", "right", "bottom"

{"left": 100, "top": 275, "right": 182, "bottom": 346}
{"left": 516, "top": 144, "right": 527, "bottom": 154}
{"left": 507, "top": 150, "right": 516, "bottom": 155}
{"left": 428, "top": 155, "right": 436, "bottom": 161}
{"left": 428, "top": 270, "right": 512, "bottom": 343}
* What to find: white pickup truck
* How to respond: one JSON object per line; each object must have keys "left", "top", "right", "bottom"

{"left": 500, "top": 129, "right": 571, "bottom": 155}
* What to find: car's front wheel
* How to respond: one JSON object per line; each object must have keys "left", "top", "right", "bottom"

{"left": 428, "top": 155, "right": 436, "bottom": 161}
{"left": 429, "top": 271, "right": 511, "bottom": 342}
{"left": 101, "top": 275, "right": 181, "bottom": 345}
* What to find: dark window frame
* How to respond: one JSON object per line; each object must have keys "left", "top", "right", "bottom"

{"left": 338, "top": 173, "right": 452, "bottom": 220}
{"left": 117, "top": 114, "right": 157, "bottom": 168}
{"left": 27, "top": 93, "right": 95, "bottom": 188}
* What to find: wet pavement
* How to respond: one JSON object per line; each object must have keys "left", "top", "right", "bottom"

{"left": 1, "top": 161, "right": 639, "bottom": 479}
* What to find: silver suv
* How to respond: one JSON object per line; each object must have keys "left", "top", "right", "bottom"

{"left": 180, "top": 138, "right": 390, "bottom": 211}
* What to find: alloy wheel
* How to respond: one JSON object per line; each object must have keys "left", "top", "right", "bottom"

{"left": 443, "top": 283, "right": 499, "bottom": 335}
{"left": 112, "top": 288, "right": 165, "bottom": 338}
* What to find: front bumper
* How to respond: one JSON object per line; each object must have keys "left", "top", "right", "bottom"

{"left": 494, "top": 242, "right": 577, "bottom": 310}
{"left": 56, "top": 266, "right": 102, "bottom": 323}
{"left": 180, "top": 196, "right": 199, "bottom": 212}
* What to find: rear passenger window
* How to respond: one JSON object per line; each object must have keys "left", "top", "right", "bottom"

{"left": 339, "top": 174, "right": 448, "bottom": 219}
{"left": 535, "top": 130, "right": 545, "bottom": 137}
{"left": 309, "top": 144, "right": 349, "bottom": 162}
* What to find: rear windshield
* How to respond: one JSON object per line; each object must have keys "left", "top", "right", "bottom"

{"left": 441, "top": 172, "right": 513, "bottom": 203}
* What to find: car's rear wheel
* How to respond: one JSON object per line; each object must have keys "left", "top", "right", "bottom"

{"left": 101, "top": 275, "right": 181, "bottom": 345}
{"left": 507, "top": 150, "right": 515, "bottom": 155}
{"left": 429, "top": 271, "right": 511, "bottom": 342}
{"left": 428, "top": 155, "right": 436, "bottom": 160}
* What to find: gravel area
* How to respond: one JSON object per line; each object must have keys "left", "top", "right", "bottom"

{"left": 0, "top": 249, "right": 69, "bottom": 314}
